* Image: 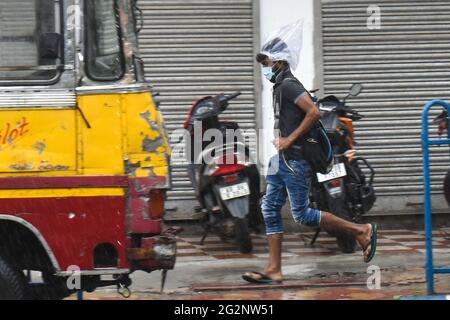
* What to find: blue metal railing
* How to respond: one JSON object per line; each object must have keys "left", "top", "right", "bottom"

{"left": 421, "top": 99, "right": 450, "bottom": 295}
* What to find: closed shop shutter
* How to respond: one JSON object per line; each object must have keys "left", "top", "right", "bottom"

{"left": 321, "top": 0, "right": 450, "bottom": 212}
{"left": 138, "top": 0, "right": 258, "bottom": 215}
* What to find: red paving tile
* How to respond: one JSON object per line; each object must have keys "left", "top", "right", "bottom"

{"left": 177, "top": 244, "right": 197, "bottom": 249}
{"left": 249, "top": 248, "right": 270, "bottom": 254}
{"left": 191, "top": 280, "right": 369, "bottom": 292}
{"left": 378, "top": 249, "right": 421, "bottom": 255}
{"left": 196, "top": 240, "right": 228, "bottom": 245}
{"left": 175, "top": 229, "right": 450, "bottom": 261}
{"left": 176, "top": 252, "right": 209, "bottom": 257}
{"left": 282, "top": 238, "right": 304, "bottom": 242}
{"left": 212, "top": 254, "right": 256, "bottom": 259}
{"left": 315, "top": 239, "right": 342, "bottom": 244}
{"left": 295, "top": 252, "right": 335, "bottom": 257}
{"left": 284, "top": 244, "right": 318, "bottom": 249}
{"left": 377, "top": 241, "right": 404, "bottom": 245}
{"left": 408, "top": 245, "right": 448, "bottom": 249}
{"left": 383, "top": 237, "right": 425, "bottom": 241}
{"left": 199, "top": 246, "right": 241, "bottom": 252}
{"left": 379, "top": 230, "right": 419, "bottom": 235}
{"left": 191, "top": 291, "right": 286, "bottom": 300}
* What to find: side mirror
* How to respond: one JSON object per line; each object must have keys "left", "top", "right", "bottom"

{"left": 133, "top": 55, "right": 146, "bottom": 82}
{"left": 132, "top": 0, "right": 144, "bottom": 33}
{"left": 39, "top": 33, "right": 61, "bottom": 59}
{"left": 349, "top": 83, "right": 363, "bottom": 96}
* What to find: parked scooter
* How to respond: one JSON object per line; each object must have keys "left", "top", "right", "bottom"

{"left": 309, "top": 84, "right": 377, "bottom": 253}
{"left": 183, "top": 92, "right": 263, "bottom": 253}
{"left": 434, "top": 109, "right": 450, "bottom": 206}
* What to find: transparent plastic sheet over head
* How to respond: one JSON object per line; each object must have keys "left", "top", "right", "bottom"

{"left": 260, "top": 19, "right": 304, "bottom": 71}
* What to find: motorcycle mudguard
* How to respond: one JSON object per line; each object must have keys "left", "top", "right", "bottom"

{"left": 323, "top": 179, "right": 344, "bottom": 198}
{"left": 222, "top": 196, "right": 250, "bottom": 219}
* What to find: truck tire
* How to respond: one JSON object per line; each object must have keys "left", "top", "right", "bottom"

{"left": 234, "top": 218, "right": 253, "bottom": 254}
{"left": 0, "top": 256, "right": 27, "bottom": 300}
{"left": 27, "top": 273, "right": 70, "bottom": 300}
{"left": 326, "top": 195, "right": 357, "bottom": 254}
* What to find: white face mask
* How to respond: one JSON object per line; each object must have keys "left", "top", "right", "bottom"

{"left": 262, "top": 66, "right": 274, "bottom": 81}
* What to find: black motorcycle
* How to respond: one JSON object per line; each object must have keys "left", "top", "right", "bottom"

{"left": 183, "top": 92, "right": 263, "bottom": 253}
{"left": 309, "top": 84, "right": 377, "bottom": 253}
{"left": 434, "top": 109, "right": 450, "bottom": 206}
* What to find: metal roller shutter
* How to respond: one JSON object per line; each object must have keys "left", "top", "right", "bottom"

{"left": 321, "top": 0, "right": 450, "bottom": 212}
{"left": 138, "top": 0, "right": 258, "bottom": 216}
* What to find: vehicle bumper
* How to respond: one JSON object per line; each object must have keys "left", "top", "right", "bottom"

{"left": 127, "top": 227, "right": 183, "bottom": 271}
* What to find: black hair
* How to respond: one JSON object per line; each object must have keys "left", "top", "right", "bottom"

{"left": 255, "top": 54, "right": 289, "bottom": 68}
{"left": 256, "top": 53, "right": 268, "bottom": 63}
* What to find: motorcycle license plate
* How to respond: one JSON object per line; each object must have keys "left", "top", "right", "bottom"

{"left": 316, "top": 163, "right": 347, "bottom": 183}
{"left": 219, "top": 182, "right": 250, "bottom": 201}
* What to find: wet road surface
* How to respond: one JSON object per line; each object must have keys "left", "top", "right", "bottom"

{"left": 66, "top": 228, "right": 450, "bottom": 300}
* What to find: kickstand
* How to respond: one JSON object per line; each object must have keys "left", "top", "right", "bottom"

{"left": 160, "top": 270, "right": 168, "bottom": 294}
{"left": 311, "top": 228, "right": 321, "bottom": 245}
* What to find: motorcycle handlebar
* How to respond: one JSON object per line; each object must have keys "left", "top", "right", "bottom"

{"left": 223, "top": 91, "right": 241, "bottom": 102}
{"left": 433, "top": 110, "right": 448, "bottom": 123}
{"left": 218, "top": 91, "right": 242, "bottom": 110}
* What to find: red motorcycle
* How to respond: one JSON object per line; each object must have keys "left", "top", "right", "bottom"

{"left": 183, "top": 92, "right": 263, "bottom": 253}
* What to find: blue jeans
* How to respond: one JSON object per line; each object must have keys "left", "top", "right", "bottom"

{"left": 262, "top": 154, "right": 322, "bottom": 235}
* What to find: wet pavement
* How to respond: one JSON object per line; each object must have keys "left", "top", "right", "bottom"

{"left": 66, "top": 227, "right": 450, "bottom": 300}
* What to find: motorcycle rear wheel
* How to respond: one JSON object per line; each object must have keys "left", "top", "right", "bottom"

{"left": 234, "top": 218, "right": 253, "bottom": 254}
{"left": 326, "top": 195, "right": 357, "bottom": 254}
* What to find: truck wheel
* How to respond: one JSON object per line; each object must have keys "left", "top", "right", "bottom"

{"left": 0, "top": 256, "right": 27, "bottom": 300}
{"left": 234, "top": 218, "right": 253, "bottom": 254}
{"left": 27, "top": 273, "right": 70, "bottom": 300}
{"left": 326, "top": 195, "right": 357, "bottom": 254}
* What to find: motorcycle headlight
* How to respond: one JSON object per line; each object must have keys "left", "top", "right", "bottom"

{"left": 194, "top": 106, "right": 214, "bottom": 116}
{"left": 193, "top": 100, "right": 216, "bottom": 118}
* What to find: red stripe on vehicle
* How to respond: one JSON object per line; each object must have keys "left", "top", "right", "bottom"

{"left": 0, "top": 176, "right": 168, "bottom": 190}
{"left": 0, "top": 176, "right": 129, "bottom": 189}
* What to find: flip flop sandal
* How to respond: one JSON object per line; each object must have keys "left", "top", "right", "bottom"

{"left": 363, "top": 223, "right": 378, "bottom": 263}
{"left": 242, "top": 272, "right": 282, "bottom": 284}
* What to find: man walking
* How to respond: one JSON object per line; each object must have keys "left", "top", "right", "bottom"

{"left": 242, "top": 38, "right": 377, "bottom": 284}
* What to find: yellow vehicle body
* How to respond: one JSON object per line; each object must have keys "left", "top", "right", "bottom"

{"left": 0, "top": 93, "right": 171, "bottom": 177}
{"left": 0, "top": 92, "right": 171, "bottom": 196}
{"left": 0, "top": 88, "right": 174, "bottom": 273}
{"left": 0, "top": 0, "right": 179, "bottom": 299}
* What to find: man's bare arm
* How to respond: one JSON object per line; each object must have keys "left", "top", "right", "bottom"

{"left": 273, "top": 93, "right": 321, "bottom": 151}
{"left": 286, "top": 93, "right": 320, "bottom": 144}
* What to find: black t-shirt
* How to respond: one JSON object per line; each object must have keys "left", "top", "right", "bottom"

{"left": 273, "top": 70, "right": 307, "bottom": 159}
